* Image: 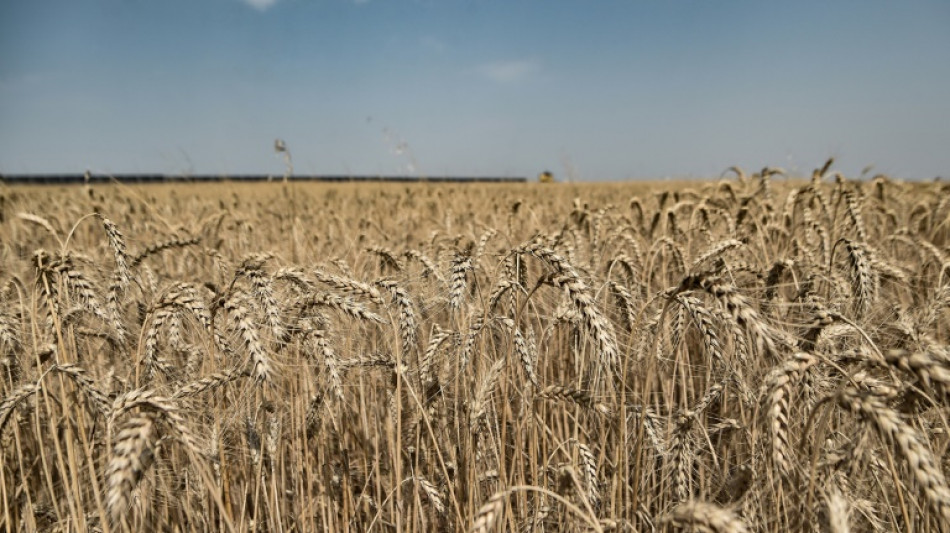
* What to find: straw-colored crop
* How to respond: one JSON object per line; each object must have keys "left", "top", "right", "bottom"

{"left": 1, "top": 163, "right": 948, "bottom": 531}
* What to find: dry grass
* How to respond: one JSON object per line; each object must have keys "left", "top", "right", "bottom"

{"left": 1, "top": 167, "right": 949, "bottom": 532}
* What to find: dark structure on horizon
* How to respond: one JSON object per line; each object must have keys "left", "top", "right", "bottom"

{"left": 0, "top": 174, "right": 527, "bottom": 185}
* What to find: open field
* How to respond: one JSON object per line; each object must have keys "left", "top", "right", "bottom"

{"left": 1, "top": 166, "right": 949, "bottom": 532}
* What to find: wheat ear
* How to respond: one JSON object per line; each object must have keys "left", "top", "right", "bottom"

{"left": 838, "top": 388, "right": 950, "bottom": 523}
{"left": 666, "top": 500, "right": 749, "bottom": 533}
{"left": 107, "top": 415, "right": 159, "bottom": 527}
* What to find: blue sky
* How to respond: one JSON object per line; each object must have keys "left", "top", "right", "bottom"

{"left": 1, "top": 0, "right": 948, "bottom": 180}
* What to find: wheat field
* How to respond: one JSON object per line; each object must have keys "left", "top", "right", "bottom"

{"left": 2, "top": 163, "right": 949, "bottom": 532}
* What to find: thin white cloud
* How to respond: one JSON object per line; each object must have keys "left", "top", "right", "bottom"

{"left": 476, "top": 60, "right": 539, "bottom": 84}
{"left": 242, "top": 0, "right": 279, "bottom": 11}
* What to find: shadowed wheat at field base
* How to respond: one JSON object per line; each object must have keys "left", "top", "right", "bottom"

{"left": 2, "top": 161, "right": 950, "bottom": 532}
